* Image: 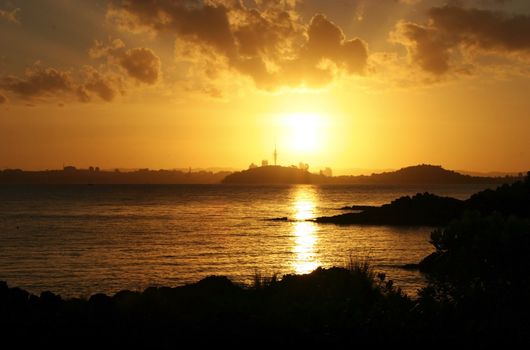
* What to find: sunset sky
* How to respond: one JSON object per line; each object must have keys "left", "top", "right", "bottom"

{"left": 1, "top": 0, "right": 530, "bottom": 173}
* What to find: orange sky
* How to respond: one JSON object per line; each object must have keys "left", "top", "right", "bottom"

{"left": 1, "top": 0, "right": 530, "bottom": 173}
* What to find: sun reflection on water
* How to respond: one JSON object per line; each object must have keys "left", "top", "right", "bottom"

{"left": 291, "top": 186, "right": 321, "bottom": 274}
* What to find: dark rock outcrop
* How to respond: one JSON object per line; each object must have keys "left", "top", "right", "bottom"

{"left": 317, "top": 193, "right": 464, "bottom": 226}
{"left": 316, "top": 172, "right": 530, "bottom": 226}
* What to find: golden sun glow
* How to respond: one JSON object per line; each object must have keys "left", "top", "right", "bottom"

{"left": 282, "top": 113, "right": 325, "bottom": 154}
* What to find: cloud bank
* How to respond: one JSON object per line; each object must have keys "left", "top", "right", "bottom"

{"left": 90, "top": 39, "right": 161, "bottom": 84}
{"left": 108, "top": 0, "right": 369, "bottom": 90}
{"left": 2, "top": 1, "right": 530, "bottom": 104}
{"left": 0, "top": 40, "right": 161, "bottom": 104}
{"left": 392, "top": 5, "right": 530, "bottom": 75}
{"left": 0, "top": 64, "right": 122, "bottom": 103}
{"left": 1, "top": 67, "right": 75, "bottom": 100}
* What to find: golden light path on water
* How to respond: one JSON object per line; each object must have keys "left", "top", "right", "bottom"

{"left": 291, "top": 186, "right": 321, "bottom": 274}
{"left": 0, "top": 183, "right": 460, "bottom": 297}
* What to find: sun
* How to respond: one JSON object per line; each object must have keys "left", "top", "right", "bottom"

{"left": 272, "top": 111, "right": 329, "bottom": 160}
{"left": 283, "top": 112, "right": 322, "bottom": 153}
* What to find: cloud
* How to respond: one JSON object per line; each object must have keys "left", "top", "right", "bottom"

{"left": 120, "top": 48, "right": 161, "bottom": 84}
{"left": 392, "top": 5, "right": 530, "bottom": 75}
{"left": 0, "top": 92, "right": 7, "bottom": 104}
{"left": 77, "top": 66, "right": 121, "bottom": 102}
{"left": 0, "top": 39, "right": 160, "bottom": 104}
{"left": 90, "top": 39, "right": 161, "bottom": 84}
{"left": 0, "top": 8, "right": 20, "bottom": 24}
{"left": 429, "top": 5, "right": 530, "bottom": 53}
{"left": 0, "top": 64, "right": 122, "bottom": 103}
{"left": 1, "top": 66, "right": 75, "bottom": 99}
{"left": 391, "top": 21, "right": 452, "bottom": 75}
{"left": 305, "top": 14, "right": 368, "bottom": 75}
{"left": 108, "top": 0, "right": 369, "bottom": 90}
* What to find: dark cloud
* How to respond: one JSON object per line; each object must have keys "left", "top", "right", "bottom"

{"left": 429, "top": 6, "right": 530, "bottom": 52}
{"left": 109, "top": 0, "right": 236, "bottom": 52}
{"left": 0, "top": 38, "right": 159, "bottom": 104}
{"left": 393, "top": 5, "right": 530, "bottom": 75}
{"left": 1, "top": 67, "right": 74, "bottom": 99}
{"left": 305, "top": 14, "right": 367, "bottom": 74}
{"left": 119, "top": 47, "right": 161, "bottom": 84}
{"left": 0, "top": 65, "right": 121, "bottom": 103}
{"left": 392, "top": 21, "right": 452, "bottom": 75}
{"left": 108, "top": 0, "right": 369, "bottom": 90}
{"left": 90, "top": 40, "right": 161, "bottom": 84}
{"left": 0, "top": 92, "right": 7, "bottom": 104}
{"left": 77, "top": 66, "right": 120, "bottom": 102}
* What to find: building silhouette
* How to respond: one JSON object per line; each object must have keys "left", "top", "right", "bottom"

{"left": 320, "top": 167, "right": 332, "bottom": 177}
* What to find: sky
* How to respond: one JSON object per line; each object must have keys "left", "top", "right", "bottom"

{"left": 1, "top": 0, "right": 530, "bottom": 173}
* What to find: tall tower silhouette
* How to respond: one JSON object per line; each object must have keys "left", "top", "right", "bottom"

{"left": 273, "top": 142, "right": 278, "bottom": 166}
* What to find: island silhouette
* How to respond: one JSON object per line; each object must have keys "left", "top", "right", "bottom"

{"left": 223, "top": 164, "right": 519, "bottom": 184}
{"left": 1, "top": 164, "right": 520, "bottom": 185}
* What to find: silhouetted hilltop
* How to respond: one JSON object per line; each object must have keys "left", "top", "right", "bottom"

{"left": 334, "top": 164, "right": 513, "bottom": 184}
{"left": 0, "top": 168, "right": 231, "bottom": 184}
{"left": 317, "top": 172, "right": 530, "bottom": 226}
{"left": 222, "top": 164, "right": 517, "bottom": 185}
{"left": 222, "top": 165, "right": 325, "bottom": 184}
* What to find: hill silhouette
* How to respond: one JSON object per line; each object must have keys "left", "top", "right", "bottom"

{"left": 0, "top": 164, "right": 518, "bottom": 185}
{"left": 222, "top": 165, "right": 325, "bottom": 184}
{"left": 340, "top": 164, "right": 500, "bottom": 184}
{"left": 223, "top": 164, "right": 516, "bottom": 185}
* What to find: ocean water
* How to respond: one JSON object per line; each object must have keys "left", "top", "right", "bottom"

{"left": 0, "top": 183, "right": 496, "bottom": 297}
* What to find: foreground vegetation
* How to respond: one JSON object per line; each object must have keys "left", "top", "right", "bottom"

{"left": 2, "top": 174, "right": 529, "bottom": 346}
{"left": 1, "top": 264, "right": 415, "bottom": 346}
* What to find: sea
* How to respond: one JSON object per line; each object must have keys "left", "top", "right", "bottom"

{"left": 0, "top": 183, "right": 497, "bottom": 297}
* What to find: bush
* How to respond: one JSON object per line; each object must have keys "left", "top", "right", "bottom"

{"left": 417, "top": 213, "right": 530, "bottom": 344}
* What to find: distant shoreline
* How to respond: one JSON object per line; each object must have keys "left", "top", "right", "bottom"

{"left": 2, "top": 164, "right": 521, "bottom": 185}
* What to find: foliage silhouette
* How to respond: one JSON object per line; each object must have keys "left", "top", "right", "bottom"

{"left": 416, "top": 213, "right": 530, "bottom": 344}
{"left": 0, "top": 264, "right": 417, "bottom": 346}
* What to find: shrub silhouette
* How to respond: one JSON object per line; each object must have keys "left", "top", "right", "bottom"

{"left": 417, "top": 213, "right": 530, "bottom": 344}
{"left": 0, "top": 264, "right": 416, "bottom": 347}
